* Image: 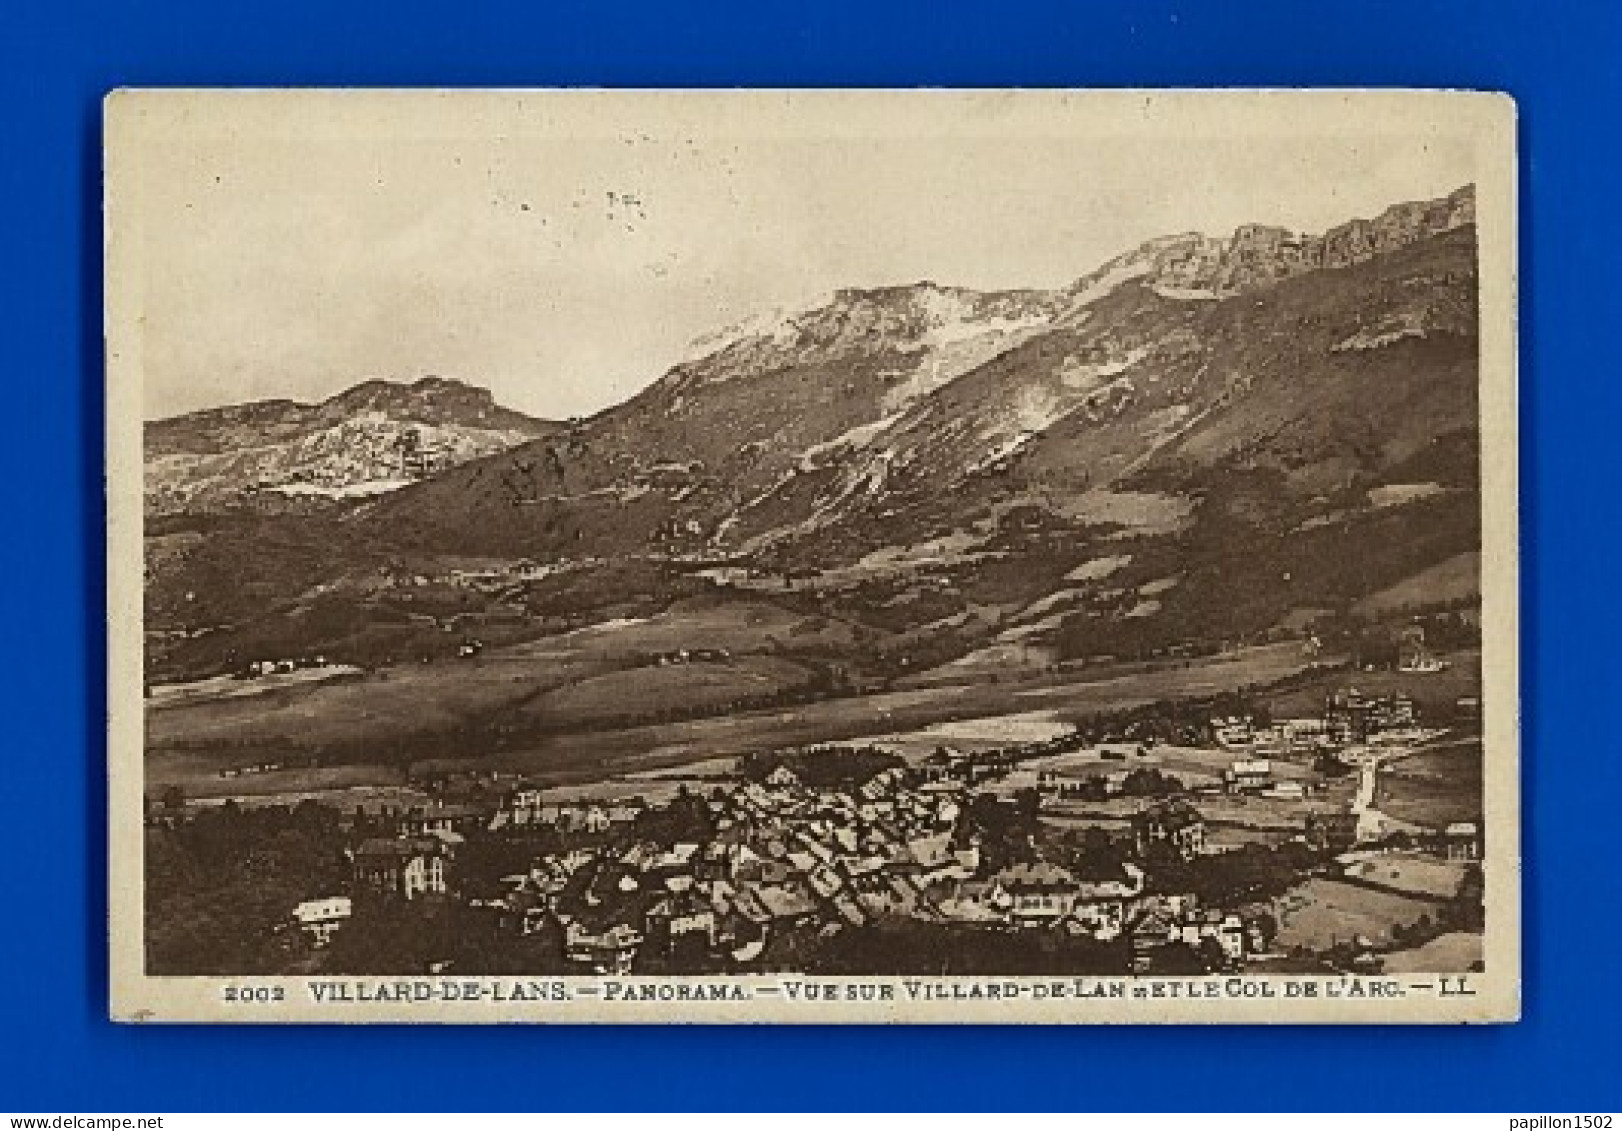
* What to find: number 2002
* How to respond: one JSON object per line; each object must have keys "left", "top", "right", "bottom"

{"left": 222, "top": 985, "right": 286, "bottom": 1004}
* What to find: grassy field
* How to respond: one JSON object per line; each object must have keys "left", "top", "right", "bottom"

{"left": 1274, "top": 878, "right": 1438, "bottom": 951}
{"left": 147, "top": 651, "right": 616, "bottom": 757}
{"left": 1025, "top": 642, "right": 1333, "bottom": 718}
{"left": 992, "top": 742, "right": 1331, "bottom": 807}
{"left": 1379, "top": 931, "right": 1484, "bottom": 973}
{"left": 502, "top": 596, "right": 862, "bottom": 662}
{"left": 867, "top": 710, "right": 1075, "bottom": 758}
{"left": 1261, "top": 649, "right": 1482, "bottom": 721}
{"left": 1203, "top": 824, "right": 1298, "bottom": 849}
{"left": 1340, "top": 852, "right": 1470, "bottom": 900}
{"left": 149, "top": 630, "right": 1332, "bottom": 798}
{"left": 1355, "top": 552, "right": 1480, "bottom": 616}
{"left": 147, "top": 664, "right": 365, "bottom": 708}
{"left": 147, "top": 597, "right": 843, "bottom": 781}
{"left": 513, "top": 655, "right": 816, "bottom": 729}
{"left": 1145, "top": 745, "right": 1318, "bottom": 784}
{"left": 1194, "top": 793, "right": 1344, "bottom": 830}
{"left": 1377, "top": 738, "right": 1485, "bottom": 829}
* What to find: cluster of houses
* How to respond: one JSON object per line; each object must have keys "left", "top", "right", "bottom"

{"left": 1205, "top": 690, "right": 1419, "bottom": 754}
{"left": 646, "top": 648, "right": 733, "bottom": 667}
{"left": 237, "top": 654, "right": 332, "bottom": 679}
{"left": 1219, "top": 759, "right": 1309, "bottom": 800}
{"left": 1321, "top": 690, "right": 1418, "bottom": 744}
{"left": 1129, "top": 896, "right": 1255, "bottom": 971}
{"left": 500, "top": 765, "right": 984, "bottom": 973}
{"left": 1397, "top": 625, "right": 1450, "bottom": 674}
{"left": 293, "top": 756, "right": 1283, "bottom": 976}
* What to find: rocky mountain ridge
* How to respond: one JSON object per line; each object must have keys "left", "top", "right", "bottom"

{"left": 145, "top": 377, "right": 557, "bottom": 513}
{"left": 1076, "top": 183, "right": 1477, "bottom": 300}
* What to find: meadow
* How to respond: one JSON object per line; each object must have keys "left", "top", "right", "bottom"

{"left": 147, "top": 609, "right": 1330, "bottom": 799}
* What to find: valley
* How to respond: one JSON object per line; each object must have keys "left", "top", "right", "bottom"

{"left": 147, "top": 621, "right": 1329, "bottom": 797}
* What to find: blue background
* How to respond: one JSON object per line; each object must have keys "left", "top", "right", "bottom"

{"left": 2, "top": 0, "right": 1618, "bottom": 1112}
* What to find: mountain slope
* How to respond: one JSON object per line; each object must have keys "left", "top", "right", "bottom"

{"left": 359, "top": 187, "right": 1477, "bottom": 567}
{"left": 145, "top": 377, "right": 559, "bottom": 514}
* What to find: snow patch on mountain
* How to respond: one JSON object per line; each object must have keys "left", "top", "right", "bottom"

{"left": 1066, "top": 554, "right": 1132, "bottom": 582}
{"left": 1060, "top": 346, "right": 1149, "bottom": 391}
{"left": 1151, "top": 285, "right": 1222, "bottom": 301}
{"left": 1058, "top": 259, "right": 1156, "bottom": 320}
{"left": 679, "top": 283, "right": 1064, "bottom": 415}
{"left": 799, "top": 410, "right": 911, "bottom": 467}
{"left": 268, "top": 479, "right": 415, "bottom": 499}
{"left": 1332, "top": 309, "right": 1436, "bottom": 353}
{"left": 683, "top": 292, "right": 836, "bottom": 360}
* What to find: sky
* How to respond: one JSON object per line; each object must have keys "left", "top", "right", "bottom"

{"left": 124, "top": 92, "right": 1480, "bottom": 422}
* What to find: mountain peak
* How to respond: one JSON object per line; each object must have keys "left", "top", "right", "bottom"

{"left": 144, "top": 377, "right": 558, "bottom": 514}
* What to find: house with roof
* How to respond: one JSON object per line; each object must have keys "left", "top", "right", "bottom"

{"left": 645, "top": 890, "right": 717, "bottom": 950}
{"left": 830, "top": 892, "right": 868, "bottom": 927}
{"left": 785, "top": 849, "right": 819, "bottom": 875}
{"left": 697, "top": 831, "right": 749, "bottom": 882}
{"left": 1175, "top": 909, "right": 1249, "bottom": 968}
{"left": 1444, "top": 822, "right": 1481, "bottom": 861}
{"left": 1281, "top": 717, "right": 1330, "bottom": 748}
{"left": 851, "top": 872, "right": 928, "bottom": 920}
{"left": 764, "top": 764, "right": 802, "bottom": 792}
{"left": 806, "top": 863, "right": 845, "bottom": 901}
{"left": 1128, "top": 903, "right": 1182, "bottom": 972}
{"left": 704, "top": 882, "right": 764, "bottom": 962}
{"left": 989, "top": 861, "right": 1083, "bottom": 926}
{"left": 396, "top": 802, "right": 485, "bottom": 839}
{"left": 1068, "top": 863, "right": 1146, "bottom": 941}
{"left": 507, "top": 781, "right": 546, "bottom": 810}
{"left": 931, "top": 879, "right": 1006, "bottom": 924}
{"left": 918, "top": 748, "right": 960, "bottom": 784}
{"left": 857, "top": 797, "right": 898, "bottom": 824}
{"left": 291, "top": 896, "right": 351, "bottom": 947}
{"left": 497, "top": 782, "right": 547, "bottom": 826}
{"left": 618, "top": 842, "right": 657, "bottom": 872}
{"left": 748, "top": 883, "right": 821, "bottom": 930}
{"left": 1132, "top": 801, "right": 1207, "bottom": 860}
{"left": 722, "top": 883, "right": 820, "bottom": 957}
{"left": 495, "top": 889, "right": 553, "bottom": 936}
{"left": 1211, "top": 715, "right": 1255, "bottom": 749}
{"left": 864, "top": 767, "right": 907, "bottom": 796}
{"left": 563, "top": 918, "right": 643, "bottom": 974}
{"left": 650, "top": 845, "right": 701, "bottom": 892}
{"left": 604, "top": 803, "right": 645, "bottom": 826}
{"left": 352, "top": 837, "right": 451, "bottom": 899}
{"left": 1127, "top": 894, "right": 1222, "bottom": 971}
{"left": 898, "top": 829, "right": 954, "bottom": 870}
{"left": 539, "top": 802, "right": 613, "bottom": 834}
{"left": 1224, "top": 759, "right": 1273, "bottom": 794}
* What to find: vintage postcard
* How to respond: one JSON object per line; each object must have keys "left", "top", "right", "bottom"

{"left": 106, "top": 89, "right": 1519, "bottom": 1023}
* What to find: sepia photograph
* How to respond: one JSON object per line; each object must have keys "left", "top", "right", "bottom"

{"left": 105, "top": 89, "right": 1519, "bottom": 1023}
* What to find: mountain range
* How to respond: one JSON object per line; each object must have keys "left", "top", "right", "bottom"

{"left": 144, "top": 186, "right": 1482, "bottom": 684}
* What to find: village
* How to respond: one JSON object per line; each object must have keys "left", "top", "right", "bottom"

{"left": 142, "top": 670, "right": 1486, "bottom": 980}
